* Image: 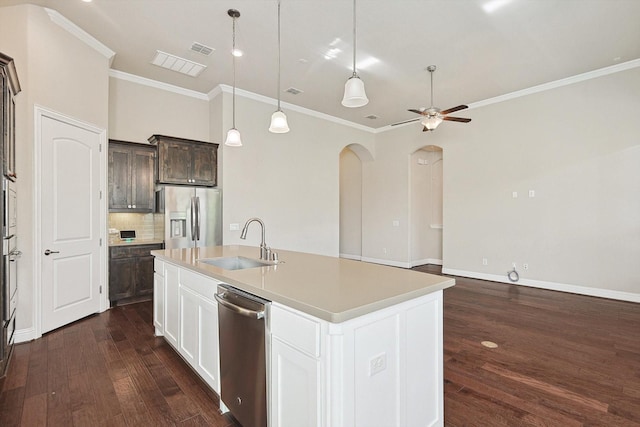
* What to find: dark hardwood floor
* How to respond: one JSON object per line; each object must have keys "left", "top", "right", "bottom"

{"left": 1, "top": 267, "right": 639, "bottom": 426}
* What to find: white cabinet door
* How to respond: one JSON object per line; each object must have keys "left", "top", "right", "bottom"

{"left": 179, "top": 286, "right": 199, "bottom": 366}
{"left": 270, "top": 337, "right": 321, "bottom": 427}
{"left": 196, "top": 295, "right": 220, "bottom": 393}
{"left": 163, "top": 263, "right": 180, "bottom": 348}
{"left": 153, "top": 271, "right": 164, "bottom": 334}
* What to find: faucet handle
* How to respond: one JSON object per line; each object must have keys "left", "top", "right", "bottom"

{"left": 271, "top": 251, "right": 278, "bottom": 262}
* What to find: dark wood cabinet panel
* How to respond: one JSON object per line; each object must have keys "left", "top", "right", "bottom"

{"left": 108, "top": 140, "right": 156, "bottom": 212}
{"left": 109, "top": 243, "right": 163, "bottom": 305}
{"left": 148, "top": 134, "right": 218, "bottom": 187}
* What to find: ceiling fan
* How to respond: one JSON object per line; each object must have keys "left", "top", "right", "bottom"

{"left": 392, "top": 65, "right": 471, "bottom": 132}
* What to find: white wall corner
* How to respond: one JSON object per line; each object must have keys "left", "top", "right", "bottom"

{"left": 441, "top": 268, "right": 640, "bottom": 303}
{"left": 44, "top": 7, "right": 116, "bottom": 64}
{"left": 14, "top": 327, "right": 37, "bottom": 344}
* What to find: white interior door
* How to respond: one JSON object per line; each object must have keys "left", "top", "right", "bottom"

{"left": 40, "top": 114, "right": 102, "bottom": 333}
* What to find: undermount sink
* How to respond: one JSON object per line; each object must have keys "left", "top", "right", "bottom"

{"left": 197, "top": 256, "right": 272, "bottom": 270}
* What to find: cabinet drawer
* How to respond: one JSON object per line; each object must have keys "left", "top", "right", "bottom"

{"left": 179, "top": 268, "right": 222, "bottom": 301}
{"left": 271, "top": 304, "right": 321, "bottom": 358}
{"left": 128, "top": 244, "right": 163, "bottom": 257}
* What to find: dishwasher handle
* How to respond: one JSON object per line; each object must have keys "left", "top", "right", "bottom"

{"left": 215, "top": 292, "right": 265, "bottom": 319}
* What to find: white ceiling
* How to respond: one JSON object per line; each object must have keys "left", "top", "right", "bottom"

{"left": 6, "top": 0, "right": 640, "bottom": 128}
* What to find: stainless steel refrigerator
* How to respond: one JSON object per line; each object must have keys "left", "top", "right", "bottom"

{"left": 156, "top": 186, "right": 222, "bottom": 249}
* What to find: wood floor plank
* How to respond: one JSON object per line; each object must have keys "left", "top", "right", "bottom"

{"left": 19, "top": 392, "right": 47, "bottom": 427}
{"left": 2, "top": 266, "right": 639, "bottom": 426}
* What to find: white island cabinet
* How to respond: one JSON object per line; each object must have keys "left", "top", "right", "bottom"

{"left": 152, "top": 245, "right": 454, "bottom": 427}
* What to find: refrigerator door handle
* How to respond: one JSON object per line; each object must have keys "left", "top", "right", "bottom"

{"left": 190, "top": 197, "right": 197, "bottom": 241}
{"left": 195, "top": 196, "right": 201, "bottom": 241}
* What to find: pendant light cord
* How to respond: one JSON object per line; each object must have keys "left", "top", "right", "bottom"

{"left": 232, "top": 16, "right": 237, "bottom": 127}
{"left": 352, "top": 0, "right": 357, "bottom": 77}
{"left": 277, "top": 0, "right": 282, "bottom": 110}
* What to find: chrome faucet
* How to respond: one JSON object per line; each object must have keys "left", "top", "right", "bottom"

{"left": 240, "top": 217, "right": 271, "bottom": 261}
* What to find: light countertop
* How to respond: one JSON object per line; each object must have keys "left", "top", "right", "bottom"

{"left": 152, "top": 245, "right": 454, "bottom": 323}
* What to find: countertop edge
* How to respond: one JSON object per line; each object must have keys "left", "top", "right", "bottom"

{"left": 152, "top": 249, "right": 455, "bottom": 323}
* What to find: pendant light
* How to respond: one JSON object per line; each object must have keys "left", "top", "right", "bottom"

{"left": 341, "top": 0, "right": 368, "bottom": 108}
{"left": 225, "top": 9, "right": 242, "bottom": 147}
{"left": 269, "top": 0, "right": 290, "bottom": 133}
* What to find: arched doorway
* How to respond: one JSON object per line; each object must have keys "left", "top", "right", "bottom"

{"left": 410, "top": 145, "right": 443, "bottom": 266}
{"left": 339, "top": 144, "right": 372, "bottom": 260}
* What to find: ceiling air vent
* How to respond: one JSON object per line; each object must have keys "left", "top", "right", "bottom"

{"left": 151, "top": 50, "right": 206, "bottom": 77}
{"left": 285, "top": 87, "right": 303, "bottom": 95}
{"left": 190, "top": 42, "right": 214, "bottom": 56}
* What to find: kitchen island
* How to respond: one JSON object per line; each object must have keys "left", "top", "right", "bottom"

{"left": 152, "top": 245, "right": 454, "bottom": 427}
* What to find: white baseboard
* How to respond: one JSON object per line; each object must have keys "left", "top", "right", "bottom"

{"left": 442, "top": 268, "right": 640, "bottom": 303}
{"left": 411, "top": 258, "right": 443, "bottom": 267}
{"left": 361, "top": 257, "right": 411, "bottom": 268}
{"left": 339, "top": 253, "right": 362, "bottom": 261}
{"left": 14, "top": 327, "right": 37, "bottom": 344}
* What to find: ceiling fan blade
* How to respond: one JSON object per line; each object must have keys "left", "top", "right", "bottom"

{"left": 408, "top": 108, "right": 427, "bottom": 116}
{"left": 442, "top": 116, "right": 471, "bottom": 123}
{"left": 390, "top": 118, "right": 420, "bottom": 126}
{"left": 440, "top": 105, "right": 468, "bottom": 115}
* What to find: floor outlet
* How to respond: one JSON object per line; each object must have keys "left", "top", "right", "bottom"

{"left": 369, "top": 353, "right": 387, "bottom": 376}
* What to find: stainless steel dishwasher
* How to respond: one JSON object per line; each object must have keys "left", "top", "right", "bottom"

{"left": 215, "top": 285, "right": 269, "bottom": 427}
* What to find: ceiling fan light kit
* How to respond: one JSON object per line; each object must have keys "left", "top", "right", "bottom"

{"left": 269, "top": 0, "right": 290, "bottom": 133}
{"left": 342, "top": 0, "right": 369, "bottom": 108}
{"left": 225, "top": 9, "right": 243, "bottom": 147}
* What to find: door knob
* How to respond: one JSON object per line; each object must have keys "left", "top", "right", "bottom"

{"left": 44, "top": 249, "right": 60, "bottom": 256}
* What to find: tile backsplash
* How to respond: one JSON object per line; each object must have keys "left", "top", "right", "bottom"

{"left": 108, "top": 213, "right": 164, "bottom": 241}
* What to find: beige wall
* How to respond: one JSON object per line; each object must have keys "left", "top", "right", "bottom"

{"left": 0, "top": 4, "right": 111, "bottom": 332}
{"left": 108, "top": 77, "right": 210, "bottom": 143}
{"left": 220, "top": 93, "right": 375, "bottom": 256}
{"left": 439, "top": 67, "right": 640, "bottom": 297}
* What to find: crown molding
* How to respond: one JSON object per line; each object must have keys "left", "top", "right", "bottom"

{"left": 377, "top": 58, "right": 640, "bottom": 132}
{"left": 216, "top": 84, "right": 376, "bottom": 133}
{"left": 44, "top": 8, "right": 115, "bottom": 65}
{"left": 109, "top": 70, "right": 209, "bottom": 101}
{"left": 466, "top": 58, "right": 640, "bottom": 111}
{"left": 113, "top": 57, "right": 640, "bottom": 134}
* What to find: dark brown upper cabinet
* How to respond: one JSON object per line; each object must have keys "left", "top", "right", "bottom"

{"left": 148, "top": 134, "right": 218, "bottom": 187}
{"left": 108, "top": 140, "right": 157, "bottom": 212}
{"left": 1, "top": 52, "right": 21, "bottom": 182}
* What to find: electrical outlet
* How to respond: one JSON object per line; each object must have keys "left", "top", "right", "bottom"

{"left": 229, "top": 223, "right": 240, "bottom": 231}
{"left": 369, "top": 353, "right": 387, "bottom": 376}
{"left": 523, "top": 263, "right": 529, "bottom": 270}
{"left": 383, "top": 248, "right": 387, "bottom": 254}
{"left": 482, "top": 258, "right": 488, "bottom": 266}
{"left": 512, "top": 262, "right": 517, "bottom": 268}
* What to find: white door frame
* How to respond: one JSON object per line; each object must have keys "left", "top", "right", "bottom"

{"left": 34, "top": 105, "right": 108, "bottom": 339}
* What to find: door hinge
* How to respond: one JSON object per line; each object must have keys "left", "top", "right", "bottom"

{"left": 99, "top": 143, "right": 102, "bottom": 152}
{"left": 99, "top": 238, "right": 102, "bottom": 246}
{"left": 99, "top": 285, "right": 102, "bottom": 294}
{"left": 100, "top": 190, "right": 102, "bottom": 199}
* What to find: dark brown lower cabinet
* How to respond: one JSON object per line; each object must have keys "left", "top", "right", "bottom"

{"left": 109, "top": 243, "right": 163, "bottom": 306}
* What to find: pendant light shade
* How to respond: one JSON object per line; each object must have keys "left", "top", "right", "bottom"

{"left": 342, "top": 0, "right": 368, "bottom": 108}
{"left": 269, "top": 0, "right": 290, "bottom": 133}
{"left": 342, "top": 74, "right": 368, "bottom": 108}
{"left": 269, "top": 110, "right": 290, "bottom": 133}
{"left": 225, "top": 9, "right": 242, "bottom": 147}
{"left": 225, "top": 128, "right": 242, "bottom": 146}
